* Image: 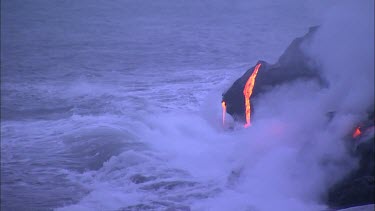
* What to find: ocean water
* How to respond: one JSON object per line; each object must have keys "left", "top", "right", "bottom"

{"left": 1, "top": 0, "right": 362, "bottom": 210}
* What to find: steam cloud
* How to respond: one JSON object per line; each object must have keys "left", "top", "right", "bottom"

{"left": 161, "top": 1, "right": 374, "bottom": 210}
{"left": 60, "top": 1, "right": 374, "bottom": 210}
{"left": 306, "top": 0, "right": 374, "bottom": 115}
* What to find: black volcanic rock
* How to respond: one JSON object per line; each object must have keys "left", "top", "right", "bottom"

{"left": 327, "top": 138, "right": 375, "bottom": 209}
{"left": 222, "top": 26, "right": 323, "bottom": 123}
{"left": 327, "top": 112, "right": 375, "bottom": 209}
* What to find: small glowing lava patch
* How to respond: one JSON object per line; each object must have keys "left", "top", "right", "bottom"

{"left": 221, "top": 101, "right": 226, "bottom": 126}
{"left": 352, "top": 127, "right": 361, "bottom": 138}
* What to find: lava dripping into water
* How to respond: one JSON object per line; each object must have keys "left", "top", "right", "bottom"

{"left": 222, "top": 101, "right": 226, "bottom": 126}
{"left": 243, "top": 63, "right": 261, "bottom": 128}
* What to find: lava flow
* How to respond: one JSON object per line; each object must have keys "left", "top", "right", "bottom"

{"left": 353, "top": 127, "right": 361, "bottom": 138}
{"left": 243, "top": 63, "right": 261, "bottom": 128}
{"left": 221, "top": 101, "right": 226, "bottom": 126}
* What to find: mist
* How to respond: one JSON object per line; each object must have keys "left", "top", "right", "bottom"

{"left": 133, "top": 1, "right": 374, "bottom": 210}
{"left": 2, "top": 0, "right": 373, "bottom": 210}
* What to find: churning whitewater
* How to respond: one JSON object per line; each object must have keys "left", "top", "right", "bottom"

{"left": 1, "top": 0, "right": 373, "bottom": 210}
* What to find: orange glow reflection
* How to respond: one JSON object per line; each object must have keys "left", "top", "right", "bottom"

{"left": 353, "top": 127, "right": 361, "bottom": 138}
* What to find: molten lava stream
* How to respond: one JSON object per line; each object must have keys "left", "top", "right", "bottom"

{"left": 222, "top": 101, "right": 226, "bottom": 126}
{"left": 243, "top": 63, "right": 261, "bottom": 128}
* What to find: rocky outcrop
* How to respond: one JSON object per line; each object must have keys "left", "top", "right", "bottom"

{"left": 327, "top": 113, "right": 375, "bottom": 209}
{"left": 222, "top": 26, "right": 323, "bottom": 123}
{"left": 328, "top": 139, "right": 374, "bottom": 209}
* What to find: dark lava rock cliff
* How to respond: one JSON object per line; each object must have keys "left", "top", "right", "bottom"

{"left": 222, "top": 26, "right": 323, "bottom": 123}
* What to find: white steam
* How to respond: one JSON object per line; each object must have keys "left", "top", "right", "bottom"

{"left": 143, "top": 1, "right": 374, "bottom": 210}
{"left": 56, "top": 1, "right": 373, "bottom": 210}
{"left": 306, "top": 0, "right": 374, "bottom": 115}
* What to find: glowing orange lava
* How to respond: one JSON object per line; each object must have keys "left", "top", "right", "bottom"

{"left": 243, "top": 63, "right": 261, "bottom": 128}
{"left": 353, "top": 127, "right": 361, "bottom": 138}
{"left": 221, "top": 101, "right": 226, "bottom": 126}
